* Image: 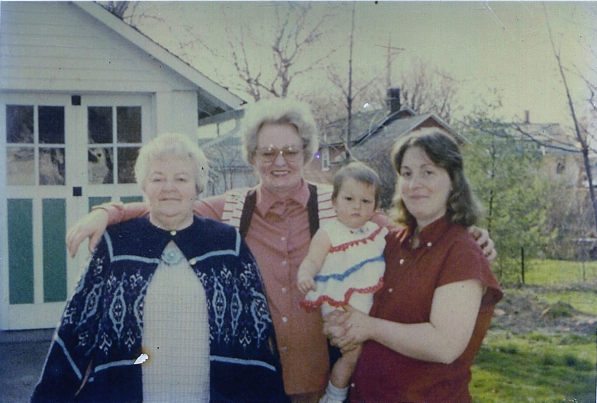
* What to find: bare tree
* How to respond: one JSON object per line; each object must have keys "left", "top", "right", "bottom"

{"left": 184, "top": 3, "right": 339, "bottom": 102}
{"left": 327, "top": 57, "right": 460, "bottom": 128}
{"left": 397, "top": 59, "right": 462, "bottom": 123}
{"left": 543, "top": 4, "right": 597, "bottom": 238}
{"left": 202, "top": 140, "right": 257, "bottom": 195}
{"left": 345, "top": 3, "right": 355, "bottom": 144}
{"left": 98, "top": 1, "right": 165, "bottom": 28}
{"left": 326, "top": 4, "right": 401, "bottom": 147}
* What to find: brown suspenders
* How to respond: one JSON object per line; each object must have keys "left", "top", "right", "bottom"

{"left": 239, "top": 184, "right": 320, "bottom": 239}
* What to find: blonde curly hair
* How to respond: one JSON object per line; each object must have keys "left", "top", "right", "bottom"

{"left": 241, "top": 99, "right": 319, "bottom": 165}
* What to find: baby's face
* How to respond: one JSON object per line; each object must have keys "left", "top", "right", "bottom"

{"left": 333, "top": 178, "right": 377, "bottom": 229}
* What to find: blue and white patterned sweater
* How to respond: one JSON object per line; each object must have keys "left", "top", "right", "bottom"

{"left": 31, "top": 216, "right": 288, "bottom": 403}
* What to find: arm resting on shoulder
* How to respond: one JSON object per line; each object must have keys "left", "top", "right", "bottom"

{"left": 65, "top": 201, "right": 149, "bottom": 257}
{"left": 328, "top": 279, "right": 484, "bottom": 364}
{"left": 469, "top": 226, "right": 497, "bottom": 262}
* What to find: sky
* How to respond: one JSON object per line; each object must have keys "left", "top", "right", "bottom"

{"left": 126, "top": 1, "right": 597, "bottom": 129}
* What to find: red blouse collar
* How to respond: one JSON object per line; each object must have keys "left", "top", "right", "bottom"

{"left": 407, "top": 216, "right": 453, "bottom": 248}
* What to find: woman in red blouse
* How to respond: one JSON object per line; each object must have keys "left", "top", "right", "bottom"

{"left": 324, "top": 130, "right": 503, "bottom": 403}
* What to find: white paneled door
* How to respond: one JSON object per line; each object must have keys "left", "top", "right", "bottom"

{"left": 0, "top": 92, "right": 153, "bottom": 330}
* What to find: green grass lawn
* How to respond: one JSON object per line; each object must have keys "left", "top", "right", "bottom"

{"left": 471, "top": 331, "right": 596, "bottom": 403}
{"left": 524, "top": 259, "right": 597, "bottom": 285}
{"left": 470, "top": 259, "right": 597, "bottom": 403}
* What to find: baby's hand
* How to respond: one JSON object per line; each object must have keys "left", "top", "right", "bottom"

{"left": 297, "top": 276, "right": 316, "bottom": 294}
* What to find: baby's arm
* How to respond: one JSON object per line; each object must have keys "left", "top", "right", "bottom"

{"left": 297, "top": 229, "right": 332, "bottom": 294}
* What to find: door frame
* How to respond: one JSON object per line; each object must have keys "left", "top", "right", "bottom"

{"left": 0, "top": 91, "right": 154, "bottom": 330}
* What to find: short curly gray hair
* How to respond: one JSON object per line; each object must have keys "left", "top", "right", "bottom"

{"left": 135, "top": 133, "right": 209, "bottom": 194}
{"left": 241, "top": 99, "right": 319, "bottom": 165}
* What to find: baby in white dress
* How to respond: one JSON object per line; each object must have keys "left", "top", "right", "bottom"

{"left": 297, "top": 162, "right": 387, "bottom": 403}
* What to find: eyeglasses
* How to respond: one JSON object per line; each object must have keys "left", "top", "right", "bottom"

{"left": 255, "top": 144, "right": 305, "bottom": 163}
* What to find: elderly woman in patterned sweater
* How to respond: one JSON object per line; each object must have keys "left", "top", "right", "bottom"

{"left": 32, "top": 133, "right": 288, "bottom": 403}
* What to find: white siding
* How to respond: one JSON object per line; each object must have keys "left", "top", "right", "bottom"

{"left": 0, "top": 2, "right": 195, "bottom": 93}
{"left": 155, "top": 90, "right": 199, "bottom": 139}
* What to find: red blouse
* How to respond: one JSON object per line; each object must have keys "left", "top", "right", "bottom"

{"left": 350, "top": 217, "right": 503, "bottom": 403}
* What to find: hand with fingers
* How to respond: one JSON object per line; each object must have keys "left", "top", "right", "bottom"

{"left": 323, "top": 305, "right": 370, "bottom": 353}
{"left": 469, "top": 226, "right": 497, "bottom": 262}
{"left": 66, "top": 209, "right": 109, "bottom": 257}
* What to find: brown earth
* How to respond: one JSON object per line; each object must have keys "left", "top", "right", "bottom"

{"left": 491, "top": 282, "right": 597, "bottom": 336}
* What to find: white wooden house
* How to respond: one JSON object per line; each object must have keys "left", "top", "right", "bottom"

{"left": 0, "top": 1, "right": 243, "bottom": 330}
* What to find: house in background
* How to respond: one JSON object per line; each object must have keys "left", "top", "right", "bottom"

{"left": 0, "top": 1, "right": 243, "bottom": 331}
{"left": 509, "top": 112, "right": 589, "bottom": 189}
{"left": 194, "top": 88, "right": 459, "bottom": 200}
{"left": 509, "top": 112, "right": 597, "bottom": 258}
{"left": 308, "top": 88, "right": 457, "bottom": 206}
{"left": 350, "top": 103, "right": 457, "bottom": 162}
{"left": 198, "top": 110, "right": 260, "bottom": 197}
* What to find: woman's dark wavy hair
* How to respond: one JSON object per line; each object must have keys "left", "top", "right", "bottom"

{"left": 390, "top": 129, "right": 481, "bottom": 228}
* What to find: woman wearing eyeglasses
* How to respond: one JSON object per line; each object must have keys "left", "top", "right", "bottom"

{"left": 65, "top": 99, "right": 497, "bottom": 403}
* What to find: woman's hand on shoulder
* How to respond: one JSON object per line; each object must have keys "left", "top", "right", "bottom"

{"left": 66, "top": 209, "right": 109, "bottom": 258}
{"left": 468, "top": 226, "right": 497, "bottom": 262}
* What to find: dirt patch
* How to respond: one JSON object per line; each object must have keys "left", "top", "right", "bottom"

{"left": 491, "top": 285, "right": 597, "bottom": 335}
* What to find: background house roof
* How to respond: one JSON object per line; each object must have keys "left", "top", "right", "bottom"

{"left": 509, "top": 122, "right": 579, "bottom": 156}
{"left": 348, "top": 111, "right": 457, "bottom": 162}
{"left": 353, "top": 112, "right": 454, "bottom": 146}
{"left": 319, "top": 105, "right": 455, "bottom": 148}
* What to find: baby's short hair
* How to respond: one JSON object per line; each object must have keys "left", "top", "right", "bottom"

{"left": 332, "top": 162, "right": 382, "bottom": 209}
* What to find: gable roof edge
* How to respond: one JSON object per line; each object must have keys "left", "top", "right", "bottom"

{"left": 419, "top": 113, "right": 455, "bottom": 134}
{"left": 72, "top": 1, "right": 243, "bottom": 109}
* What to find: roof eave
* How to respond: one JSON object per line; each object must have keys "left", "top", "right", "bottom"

{"left": 72, "top": 1, "right": 244, "bottom": 110}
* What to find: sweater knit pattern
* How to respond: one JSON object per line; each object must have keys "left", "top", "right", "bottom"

{"left": 31, "top": 216, "right": 288, "bottom": 403}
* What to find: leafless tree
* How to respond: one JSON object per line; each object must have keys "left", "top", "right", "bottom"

{"left": 326, "top": 57, "right": 460, "bottom": 131}
{"left": 325, "top": 4, "right": 392, "bottom": 147}
{"left": 345, "top": 3, "right": 356, "bottom": 145}
{"left": 542, "top": 4, "right": 597, "bottom": 238}
{"left": 202, "top": 140, "right": 257, "bottom": 195}
{"left": 325, "top": 4, "right": 411, "bottom": 149}
{"left": 184, "top": 3, "right": 339, "bottom": 102}
{"left": 98, "top": 1, "right": 163, "bottom": 28}
{"left": 397, "top": 59, "right": 461, "bottom": 124}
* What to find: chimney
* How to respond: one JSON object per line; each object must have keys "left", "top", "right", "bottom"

{"left": 524, "top": 110, "right": 530, "bottom": 123}
{"left": 387, "top": 87, "right": 401, "bottom": 114}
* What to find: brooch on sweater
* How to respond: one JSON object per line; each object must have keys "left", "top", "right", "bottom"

{"left": 161, "top": 246, "right": 185, "bottom": 266}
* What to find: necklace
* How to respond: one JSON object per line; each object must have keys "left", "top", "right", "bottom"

{"left": 349, "top": 226, "right": 367, "bottom": 235}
